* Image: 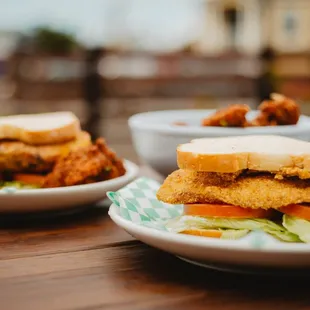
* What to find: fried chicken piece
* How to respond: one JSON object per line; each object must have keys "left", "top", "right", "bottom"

{"left": 201, "top": 104, "right": 250, "bottom": 127}
{"left": 250, "top": 113, "right": 278, "bottom": 127}
{"left": 95, "top": 138, "right": 126, "bottom": 180}
{"left": 43, "top": 138, "right": 126, "bottom": 188}
{"left": 157, "top": 169, "right": 310, "bottom": 210}
{"left": 252, "top": 93, "right": 300, "bottom": 126}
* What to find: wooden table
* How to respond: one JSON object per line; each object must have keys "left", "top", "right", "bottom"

{"left": 0, "top": 168, "right": 309, "bottom": 310}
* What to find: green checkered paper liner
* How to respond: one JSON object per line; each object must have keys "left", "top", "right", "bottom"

{"left": 107, "top": 177, "right": 183, "bottom": 230}
{"left": 107, "top": 177, "right": 286, "bottom": 248}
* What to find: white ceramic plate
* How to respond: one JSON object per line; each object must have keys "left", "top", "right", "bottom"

{"left": 109, "top": 204, "right": 310, "bottom": 273}
{"left": 0, "top": 160, "right": 139, "bottom": 213}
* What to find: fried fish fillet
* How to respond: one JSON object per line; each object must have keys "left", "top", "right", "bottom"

{"left": 0, "top": 131, "right": 91, "bottom": 173}
{"left": 157, "top": 169, "right": 310, "bottom": 209}
{"left": 43, "top": 138, "right": 126, "bottom": 188}
{"left": 275, "top": 167, "right": 310, "bottom": 180}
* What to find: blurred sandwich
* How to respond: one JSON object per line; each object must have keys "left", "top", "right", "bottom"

{"left": 157, "top": 135, "right": 310, "bottom": 242}
{"left": 0, "top": 112, "right": 91, "bottom": 187}
{"left": 0, "top": 112, "right": 81, "bottom": 145}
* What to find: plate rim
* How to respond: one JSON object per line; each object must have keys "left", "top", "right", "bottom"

{"left": 177, "top": 256, "right": 310, "bottom": 275}
{"left": 129, "top": 110, "right": 310, "bottom": 136}
{"left": 0, "top": 159, "right": 139, "bottom": 196}
{"left": 108, "top": 203, "right": 310, "bottom": 254}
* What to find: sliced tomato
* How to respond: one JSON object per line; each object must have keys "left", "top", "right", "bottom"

{"left": 13, "top": 174, "right": 45, "bottom": 186}
{"left": 184, "top": 204, "right": 274, "bottom": 219}
{"left": 181, "top": 229, "right": 222, "bottom": 238}
{"left": 280, "top": 204, "right": 310, "bottom": 221}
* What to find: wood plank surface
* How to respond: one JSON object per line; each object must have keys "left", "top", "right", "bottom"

{"left": 0, "top": 170, "right": 309, "bottom": 310}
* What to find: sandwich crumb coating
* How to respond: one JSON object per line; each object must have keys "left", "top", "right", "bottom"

{"left": 157, "top": 169, "right": 310, "bottom": 210}
{"left": 0, "top": 131, "right": 91, "bottom": 173}
{"left": 43, "top": 138, "right": 126, "bottom": 188}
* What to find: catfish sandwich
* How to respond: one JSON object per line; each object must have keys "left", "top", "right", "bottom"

{"left": 0, "top": 112, "right": 91, "bottom": 187}
{"left": 157, "top": 135, "right": 310, "bottom": 242}
{"left": 0, "top": 112, "right": 126, "bottom": 189}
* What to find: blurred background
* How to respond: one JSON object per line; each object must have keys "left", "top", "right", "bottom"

{"left": 0, "top": 0, "right": 310, "bottom": 162}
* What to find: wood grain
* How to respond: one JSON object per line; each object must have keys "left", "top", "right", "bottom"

{"left": 0, "top": 177, "right": 309, "bottom": 309}
{"left": 0, "top": 206, "right": 133, "bottom": 260}
{"left": 1, "top": 239, "right": 310, "bottom": 310}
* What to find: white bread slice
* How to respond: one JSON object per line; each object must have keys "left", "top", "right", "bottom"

{"left": 177, "top": 135, "right": 310, "bottom": 173}
{"left": 0, "top": 112, "right": 81, "bottom": 145}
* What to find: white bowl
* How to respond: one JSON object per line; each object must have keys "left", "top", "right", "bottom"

{"left": 129, "top": 110, "right": 310, "bottom": 176}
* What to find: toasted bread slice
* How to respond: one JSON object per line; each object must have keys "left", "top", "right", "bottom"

{"left": 177, "top": 135, "right": 310, "bottom": 173}
{"left": 0, "top": 112, "right": 81, "bottom": 145}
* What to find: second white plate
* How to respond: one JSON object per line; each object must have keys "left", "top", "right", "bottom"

{"left": 0, "top": 160, "right": 139, "bottom": 213}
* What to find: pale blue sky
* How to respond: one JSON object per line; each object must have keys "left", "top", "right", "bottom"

{"left": 0, "top": 0, "right": 205, "bottom": 50}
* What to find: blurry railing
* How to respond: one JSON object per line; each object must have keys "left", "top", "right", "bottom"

{"left": 5, "top": 51, "right": 310, "bottom": 101}
{"left": 6, "top": 51, "right": 258, "bottom": 101}
{"left": 104, "top": 76, "right": 255, "bottom": 98}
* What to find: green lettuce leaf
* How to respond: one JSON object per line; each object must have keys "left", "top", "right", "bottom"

{"left": 283, "top": 214, "right": 310, "bottom": 243}
{"left": 166, "top": 216, "right": 300, "bottom": 242}
{"left": 220, "top": 229, "right": 249, "bottom": 240}
{"left": 0, "top": 181, "right": 39, "bottom": 189}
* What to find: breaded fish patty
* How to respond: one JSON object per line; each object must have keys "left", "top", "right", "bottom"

{"left": 0, "top": 131, "right": 91, "bottom": 173}
{"left": 157, "top": 169, "right": 310, "bottom": 210}
{"left": 43, "top": 138, "right": 126, "bottom": 188}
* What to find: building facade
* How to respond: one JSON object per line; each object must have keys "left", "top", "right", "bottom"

{"left": 197, "top": 0, "right": 310, "bottom": 55}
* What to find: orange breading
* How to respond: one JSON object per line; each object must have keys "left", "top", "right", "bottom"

{"left": 201, "top": 104, "right": 250, "bottom": 127}
{"left": 156, "top": 169, "right": 310, "bottom": 210}
{"left": 251, "top": 93, "right": 300, "bottom": 126}
{"left": 0, "top": 131, "right": 91, "bottom": 173}
{"left": 274, "top": 167, "right": 310, "bottom": 180}
{"left": 43, "top": 138, "right": 126, "bottom": 188}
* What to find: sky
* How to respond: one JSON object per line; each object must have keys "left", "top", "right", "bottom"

{"left": 0, "top": 0, "right": 205, "bottom": 50}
